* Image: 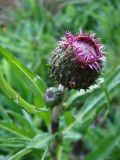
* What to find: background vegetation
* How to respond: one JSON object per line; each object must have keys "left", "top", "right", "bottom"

{"left": 0, "top": 0, "right": 120, "bottom": 159}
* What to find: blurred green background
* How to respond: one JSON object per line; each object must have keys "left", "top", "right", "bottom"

{"left": 0, "top": 0, "right": 120, "bottom": 160}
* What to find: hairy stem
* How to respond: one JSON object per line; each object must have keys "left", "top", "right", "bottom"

{"left": 50, "top": 85, "right": 67, "bottom": 160}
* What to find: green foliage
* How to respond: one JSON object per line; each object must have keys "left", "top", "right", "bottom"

{"left": 0, "top": 0, "right": 120, "bottom": 160}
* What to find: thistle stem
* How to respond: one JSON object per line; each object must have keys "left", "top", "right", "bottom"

{"left": 50, "top": 85, "right": 67, "bottom": 160}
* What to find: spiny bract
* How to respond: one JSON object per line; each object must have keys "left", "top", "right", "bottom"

{"left": 49, "top": 29, "right": 106, "bottom": 90}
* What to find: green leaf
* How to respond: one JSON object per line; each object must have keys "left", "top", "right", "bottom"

{"left": 65, "top": 83, "right": 102, "bottom": 109}
{"left": 63, "top": 111, "right": 75, "bottom": 126}
{"left": 9, "top": 133, "right": 53, "bottom": 160}
{"left": 9, "top": 147, "right": 32, "bottom": 160}
{"left": 0, "top": 45, "right": 47, "bottom": 107}
{"left": 0, "top": 71, "right": 47, "bottom": 114}
{"left": 85, "top": 126, "right": 120, "bottom": 160}
{"left": 107, "top": 66, "right": 120, "bottom": 84}
{"left": 0, "top": 137, "right": 28, "bottom": 148}
{"left": 63, "top": 131, "right": 82, "bottom": 141}
{"left": 7, "top": 110, "right": 38, "bottom": 136}
{"left": 0, "top": 105, "right": 11, "bottom": 121}
{"left": 41, "top": 146, "right": 49, "bottom": 160}
{"left": 0, "top": 121, "right": 32, "bottom": 140}
{"left": 27, "top": 133, "right": 53, "bottom": 149}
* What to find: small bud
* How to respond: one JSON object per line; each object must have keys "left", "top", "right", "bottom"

{"left": 49, "top": 29, "right": 106, "bottom": 90}
{"left": 45, "top": 87, "right": 63, "bottom": 107}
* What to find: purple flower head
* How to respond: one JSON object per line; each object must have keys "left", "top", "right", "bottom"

{"left": 49, "top": 29, "right": 106, "bottom": 90}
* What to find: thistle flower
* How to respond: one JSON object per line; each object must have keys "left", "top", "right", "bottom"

{"left": 49, "top": 29, "right": 106, "bottom": 90}
{"left": 45, "top": 87, "right": 63, "bottom": 107}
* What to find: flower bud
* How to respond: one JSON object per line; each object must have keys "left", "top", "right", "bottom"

{"left": 49, "top": 30, "right": 106, "bottom": 90}
{"left": 45, "top": 87, "right": 63, "bottom": 107}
